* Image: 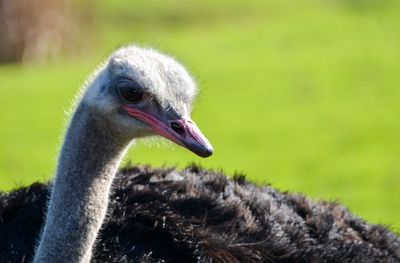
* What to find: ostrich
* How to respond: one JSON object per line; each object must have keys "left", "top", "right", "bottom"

{"left": 0, "top": 45, "right": 399, "bottom": 263}
{"left": 33, "top": 45, "right": 213, "bottom": 263}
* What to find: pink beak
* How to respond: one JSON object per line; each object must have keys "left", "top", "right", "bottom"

{"left": 122, "top": 106, "right": 213, "bottom": 158}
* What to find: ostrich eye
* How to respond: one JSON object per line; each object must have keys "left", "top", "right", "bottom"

{"left": 117, "top": 86, "right": 144, "bottom": 104}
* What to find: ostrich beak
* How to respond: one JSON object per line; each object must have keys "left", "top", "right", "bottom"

{"left": 122, "top": 106, "right": 213, "bottom": 158}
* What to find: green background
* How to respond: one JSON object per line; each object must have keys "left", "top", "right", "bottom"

{"left": 0, "top": 0, "right": 399, "bottom": 231}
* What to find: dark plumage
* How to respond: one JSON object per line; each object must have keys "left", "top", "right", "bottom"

{"left": 1, "top": 164, "right": 399, "bottom": 263}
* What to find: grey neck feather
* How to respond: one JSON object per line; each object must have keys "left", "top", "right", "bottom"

{"left": 34, "top": 102, "right": 130, "bottom": 263}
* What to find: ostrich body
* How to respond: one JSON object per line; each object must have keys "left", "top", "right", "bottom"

{"left": 1, "top": 166, "right": 400, "bottom": 262}
{"left": 0, "top": 45, "right": 399, "bottom": 263}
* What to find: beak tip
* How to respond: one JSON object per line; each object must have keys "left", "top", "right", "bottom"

{"left": 199, "top": 145, "right": 214, "bottom": 158}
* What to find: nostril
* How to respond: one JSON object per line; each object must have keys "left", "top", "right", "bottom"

{"left": 170, "top": 121, "right": 185, "bottom": 136}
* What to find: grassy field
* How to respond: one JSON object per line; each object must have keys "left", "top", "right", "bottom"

{"left": 1, "top": 0, "right": 400, "bottom": 231}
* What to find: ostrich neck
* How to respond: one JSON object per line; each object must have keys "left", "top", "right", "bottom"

{"left": 34, "top": 103, "right": 129, "bottom": 263}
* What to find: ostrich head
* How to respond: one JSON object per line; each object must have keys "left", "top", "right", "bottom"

{"left": 81, "top": 45, "right": 213, "bottom": 158}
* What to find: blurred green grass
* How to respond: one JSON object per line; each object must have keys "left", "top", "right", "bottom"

{"left": 1, "top": 0, "right": 399, "bottom": 230}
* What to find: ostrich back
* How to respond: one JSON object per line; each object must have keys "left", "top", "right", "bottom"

{"left": 0, "top": 165, "right": 399, "bottom": 263}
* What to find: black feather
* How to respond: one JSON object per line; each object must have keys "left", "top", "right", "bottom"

{"left": 0, "top": 165, "right": 399, "bottom": 263}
